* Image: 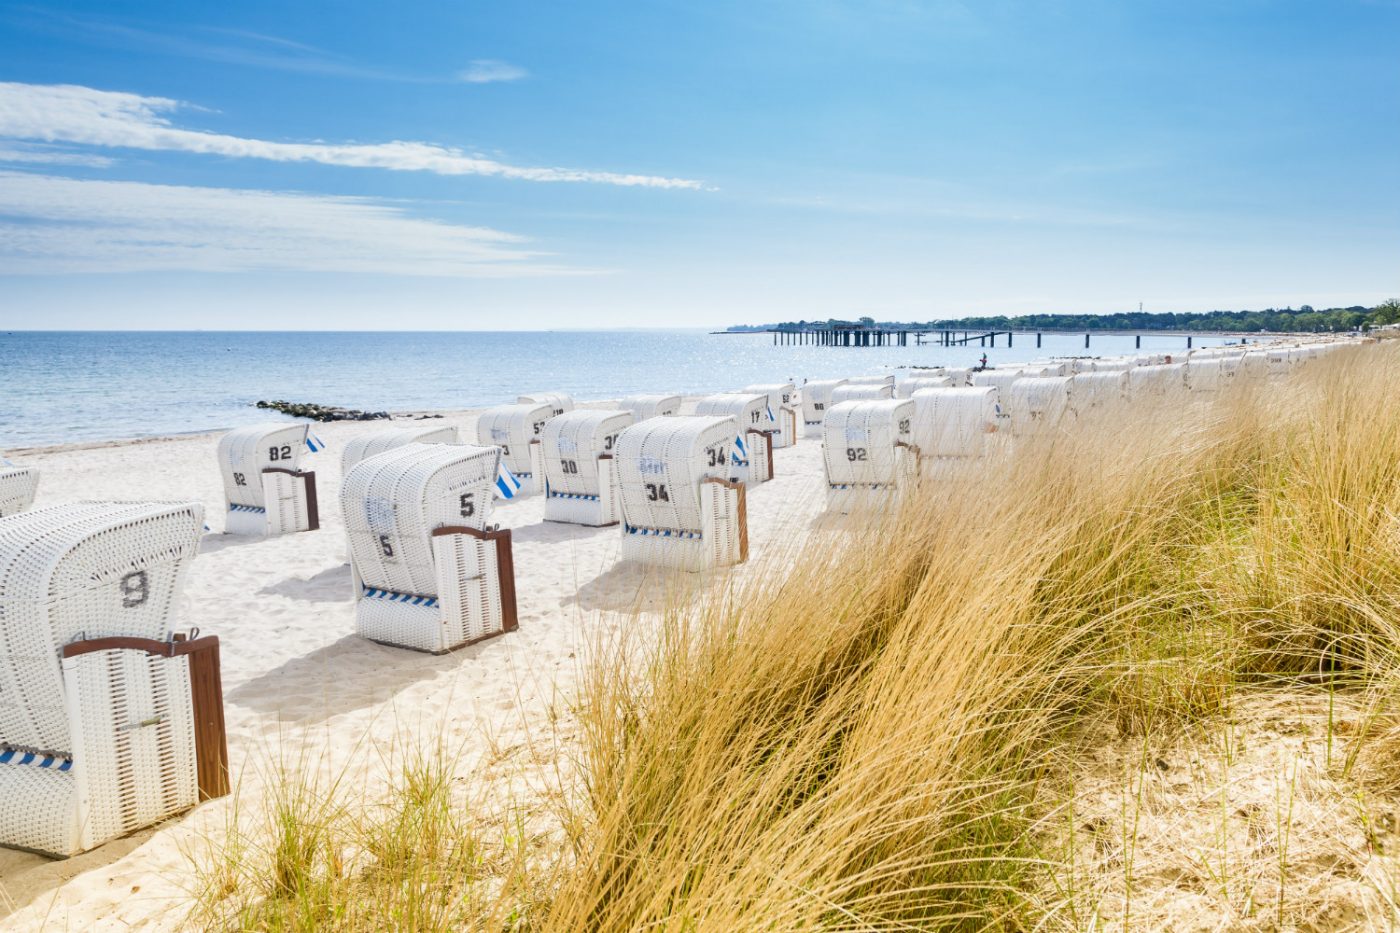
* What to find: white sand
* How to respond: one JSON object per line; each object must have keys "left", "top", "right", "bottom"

{"left": 0, "top": 403, "right": 828, "bottom": 930}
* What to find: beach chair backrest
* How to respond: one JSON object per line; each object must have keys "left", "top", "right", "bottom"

{"left": 518, "top": 393, "right": 575, "bottom": 417}
{"left": 619, "top": 395, "right": 682, "bottom": 419}
{"left": 476, "top": 403, "right": 554, "bottom": 475}
{"left": 896, "top": 376, "right": 952, "bottom": 398}
{"left": 822, "top": 400, "right": 914, "bottom": 486}
{"left": 801, "top": 379, "right": 847, "bottom": 425}
{"left": 0, "top": 501, "right": 203, "bottom": 757}
{"left": 342, "top": 443, "right": 501, "bottom": 600}
{"left": 341, "top": 425, "right": 459, "bottom": 475}
{"left": 742, "top": 383, "right": 796, "bottom": 410}
{"left": 1071, "top": 371, "right": 1129, "bottom": 409}
{"left": 0, "top": 467, "right": 39, "bottom": 519}
{"left": 1009, "top": 377, "right": 1072, "bottom": 436}
{"left": 218, "top": 423, "right": 310, "bottom": 510}
{"left": 911, "top": 387, "right": 999, "bottom": 458}
{"left": 540, "top": 410, "right": 635, "bottom": 497}
{"left": 614, "top": 416, "right": 735, "bottom": 535}
{"left": 830, "top": 383, "right": 894, "bottom": 404}
{"left": 694, "top": 394, "right": 768, "bottom": 433}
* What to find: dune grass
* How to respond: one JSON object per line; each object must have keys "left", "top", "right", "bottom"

{"left": 190, "top": 341, "right": 1400, "bottom": 930}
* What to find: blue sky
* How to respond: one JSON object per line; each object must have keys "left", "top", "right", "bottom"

{"left": 0, "top": 0, "right": 1395, "bottom": 329}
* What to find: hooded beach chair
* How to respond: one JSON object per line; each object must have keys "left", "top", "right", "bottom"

{"left": 844, "top": 375, "right": 896, "bottom": 387}
{"left": 694, "top": 394, "right": 772, "bottom": 485}
{"left": 1070, "top": 370, "right": 1130, "bottom": 416}
{"left": 476, "top": 402, "right": 554, "bottom": 497}
{"left": 342, "top": 444, "right": 517, "bottom": 653}
{"left": 517, "top": 393, "right": 574, "bottom": 417}
{"left": 801, "top": 379, "right": 848, "bottom": 439}
{"left": 618, "top": 395, "right": 682, "bottom": 419}
{"left": 614, "top": 416, "right": 747, "bottom": 572}
{"left": 1008, "top": 377, "right": 1073, "bottom": 439}
{"left": 0, "top": 501, "right": 228, "bottom": 857}
{"left": 1127, "top": 364, "right": 1187, "bottom": 397}
{"left": 341, "top": 425, "right": 459, "bottom": 475}
{"left": 821, "top": 400, "right": 918, "bottom": 513}
{"left": 217, "top": 423, "right": 320, "bottom": 536}
{"left": 0, "top": 465, "right": 39, "bottom": 518}
{"left": 830, "top": 383, "right": 895, "bottom": 404}
{"left": 541, "top": 410, "right": 636, "bottom": 526}
{"left": 970, "top": 371, "right": 1027, "bottom": 427}
{"left": 910, "top": 387, "right": 1001, "bottom": 465}
{"left": 741, "top": 383, "right": 799, "bottom": 449}
{"left": 896, "top": 376, "right": 953, "bottom": 399}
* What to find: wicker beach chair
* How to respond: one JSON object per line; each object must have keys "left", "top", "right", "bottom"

{"left": 741, "top": 383, "right": 799, "bottom": 449}
{"left": 694, "top": 394, "right": 772, "bottom": 485}
{"left": 801, "top": 379, "right": 848, "bottom": 439}
{"left": 910, "top": 387, "right": 1001, "bottom": 463}
{"left": 217, "top": 424, "right": 320, "bottom": 536}
{"left": 341, "top": 425, "right": 459, "bottom": 475}
{"left": 1008, "top": 376, "right": 1073, "bottom": 439}
{"left": 830, "top": 383, "right": 895, "bottom": 404}
{"left": 342, "top": 444, "right": 517, "bottom": 653}
{"left": 517, "top": 393, "right": 574, "bottom": 417}
{"left": 844, "top": 375, "right": 896, "bottom": 387}
{"left": 540, "top": 410, "right": 636, "bottom": 526}
{"left": 896, "top": 376, "right": 953, "bottom": 399}
{"left": 618, "top": 395, "right": 682, "bottom": 419}
{"left": 614, "top": 416, "right": 747, "bottom": 571}
{"left": 476, "top": 402, "right": 554, "bottom": 497}
{"left": 1128, "top": 364, "right": 1187, "bottom": 397}
{"left": 1070, "top": 370, "right": 1130, "bottom": 416}
{"left": 821, "top": 400, "right": 918, "bottom": 513}
{"left": 0, "top": 465, "right": 39, "bottom": 518}
{"left": 0, "top": 501, "right": 228, "bottom": 857}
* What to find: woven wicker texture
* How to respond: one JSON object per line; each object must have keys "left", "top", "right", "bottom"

{"left": 821, "top": 399, "right": 914, "bottom": 488}
{"left": 340, "top": 425, "right": 459, "bottom": 475}
{"left": 800, "top": 379, "right": 848, "bottom": 435}
{"left": 0, "top": 467, "right": 40, "bottom": 519}
{"left": 741, "top": 384, "right": 799, "bottom": 449}
{"left": 540, "top": 410, "right": 634, "bottom": 526}
{"left": 1009, "top": 376, "right": 1073, "bottom": 438}
{"left": 830, "top": 383, "right": 894, "bottom": 403}
{"left": 517, "top": 393, "right": 575, "bottom": 417}
{"left": 1070, "top": 371, "right": 1130, "bottom": 414}
{"left": 843, "top": 375, "right": 896, "bottom": 386}
{"left": 910, "top": 387, "right": 1000, "bottom": 459}
{"left": 618, "top": 395, "right": 681, "bottom": 419}
{"left": 476, "top": 403, "right": 553, "bottom": 478}
{"left": 216, "top": 423, "right": 309, "bottom": 511}
{"left": 895, "top": 376, "right": 953, "bottom": 399}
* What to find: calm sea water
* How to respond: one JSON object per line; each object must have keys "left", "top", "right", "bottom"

{"left": 0, "top": 330, "right": 1242, "bottom": 448}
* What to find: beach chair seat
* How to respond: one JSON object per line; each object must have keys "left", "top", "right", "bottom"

{"left": 541, "top": 410, "right": 635, "bottom": 526}
{"left": 0, "top": 466, "right": 39, "bottom": 518}
{"left": 517, "top": 393, "right": 574, "bottom": 417}
{"left": 618, "top": 395, "right": 682, "bottom": 419}
{"left": 0, "top": 502, "right": 227, "bottom": 857}
{"left": 476, "top": 403, "right": 554, "bottom": 497}
{"left": 910, "top": 387, "right": 1000, "bottom": 464}
{"left": 801, "top": 379, "right": 847, "bottom": 438}
{"left": 343, "top": 444, "right": 517, "bottom": 653}
{"left": 694, "top": 394, "right": 773, "bottom": 485}
{"left": 341, "top": 425, "right": 459, "bottom": 475}
{"left": 742, "top": 383, "right": 799, "bottom": 448}
{"left": 217, "top": 424, "right": 319, "bottom": 537}
{"left": 822, "top": 400, "right": 918, "bottom": 513}
{"left": 614, "top": 416, "right": 747, "bottom": 572}
{"left": 1008, "top": 377, "right": 1073, "bottom": 439}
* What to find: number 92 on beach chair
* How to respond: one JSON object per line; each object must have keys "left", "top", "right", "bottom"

{"left": 217, "top": 423, "right": 320, "bottom": 536}
{"left": 822, "top": 399, "right": 919, "bottom": 513}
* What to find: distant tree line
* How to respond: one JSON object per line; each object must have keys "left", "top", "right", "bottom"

{"left": 729, "top": 300, "right": 1400, "bottom": 334}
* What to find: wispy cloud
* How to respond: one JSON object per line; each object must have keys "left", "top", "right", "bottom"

{"left": 0, "top": 170, "right": 592, "bottom": 276}
{"left": 458, "top": 59, "right": 528, "bottom": 83}
{"left": 0, "top": 83, "right": 702, "bottom": 189}
{"left": 0, "top": 142, "right": 114, "bottom": 167}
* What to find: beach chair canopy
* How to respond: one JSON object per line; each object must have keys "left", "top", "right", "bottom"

{"left": 911, "top": 386, "right": 1000, "bottom": 458}
{"left": 217, "top": 423, "right": 309, "bottom": 511}
{"left": 540, "top": 409, "right": 635, "bottom": 498}
{"left": 618, "top": 395, "right": 681, "bottom": 419}
{"left": 476, "top": 403, "right": 554, "bottom": 475}
{"left": 614, "top": 415, "right": 736, "bottom": 535}
{"left": 822, "top": 399, "right": 915, "bottom": 487}
{"left": 517, "top": 393, "right": 575, "bottom": 417}
{"left": 341, "top": 425, "right": 459, "bottom": 475}
{"left": 830, "top": 383, "right": 894, "bottom": 403}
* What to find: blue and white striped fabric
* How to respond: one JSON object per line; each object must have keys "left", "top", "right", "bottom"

{"left": 625, "top": 524, "right": 702, "bottom": 540}
{"left": 766, "top": 404, "right": 775, "bottom": 422}
{"left": 731, "top": 434, "right": 748, "bottom": 465}
{"left": 495, "top": 463, "right": 522, "bottom": 499}
{"left": 305, "top": 433, "right": 327, "bottom": 454}
{"left": 229, "top": 503, "right": 266, "bottom": 514}
{"left": 362, "top": 586, "right": 439, "bottom": 608}
{"left": 0, "top": 748, "right": 73, "bottom": 771}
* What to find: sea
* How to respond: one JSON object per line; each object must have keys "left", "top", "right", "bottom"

{"left": 0, "top": 330, "right": 1246, "bottom": 449}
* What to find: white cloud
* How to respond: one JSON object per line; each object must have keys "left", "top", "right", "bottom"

{"left": 0, "top": 82, "right": 701, "bottom": 189}
{"left": 0, "top": 170, "right": 591, "bottom": 276}
{"left": 0, "top": 142, "right": 114, "bottom": 167}
{"left": 458, "top": 59, "right": 528, "bottom": 83}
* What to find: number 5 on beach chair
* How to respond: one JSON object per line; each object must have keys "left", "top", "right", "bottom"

{"left": 217, "top": 423, "right": 320, "bottom": 536}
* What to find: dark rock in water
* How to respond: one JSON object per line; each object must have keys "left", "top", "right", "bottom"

{"left": 253, "top": 400, "right": 391, "bottom": 423}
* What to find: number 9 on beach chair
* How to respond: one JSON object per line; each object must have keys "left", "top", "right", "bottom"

{"left": 694, "top": 394, "right": 772, "bottom": 485}
{"left": 0, "top": 464, "right": 40, "bottom": 518}
{"left": 801, "top": 379, "right": 847, "bottom": 438}
{"left": 342, "top": 443, "right": 518, "bottom": 653}
{"left": 217, "top": 423, "right": 320, "bottom": 536}
{"left": 742, "top": 383, "right": 799, "bottom": 449}
{"left": 0, "top": 501, "right": 228, "bottom": 857}
{"left": 615, "top": 416, "right": 747, "bottom": 572}
{"left": 541, "top": 410, "right": 635, "bottom": 526}
{"left": 476, "top": 403, "right": 554, "bottom": 497}
{"left": 341, "top": 425, "right": 459, "bottom": 475}
{"left": 822, "top": 400, "right": 918, "bottom": 513}
{"left": 618, "top": 395, "right": 681, "bottom": 419}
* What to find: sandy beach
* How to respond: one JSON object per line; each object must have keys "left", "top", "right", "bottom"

{"left": 0, "top": 399, "right": 826, "bottom": 929}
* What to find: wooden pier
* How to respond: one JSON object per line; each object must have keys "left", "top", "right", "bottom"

{"left": 729, "top": 325, "right": 1223, "bottom": 350}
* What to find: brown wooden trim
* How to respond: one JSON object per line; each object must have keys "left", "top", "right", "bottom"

{"left": 702, "top": 477, "right": 748, "bottom": 562}
{"left": 260, "top": 468, "right": 319, "bottom": 531}
{"left": 894, "top": 441, "right": 922, "bottom": 458}
{"left": 62, "top": 634, "right": 215, "bottom": 659}
{"left": 747, "top": 429, "right": 776, "bottom": 480}
{"left": 430, "top": 526, "right": 519, "bottom": 634}
{"left": 597, "top": 453, "right": 614, "bottom": 460}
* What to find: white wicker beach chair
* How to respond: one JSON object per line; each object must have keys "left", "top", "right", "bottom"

{"left": 830, "top": 383, "right": 895, "bottom": 404}
{"left": 970, "top": 371, "right": 1024, "bottom": 425}
{"left": 540, "top": 410, "right": 636, "bottom": 526}
{"left": 910, "top": 387, "right": 1001, "bottom": 462}
{"left": 0, "top": 466, "right": 40, "bottom": 518}
{"left": 1127, "top": 364, "right": 1187, "bottom": 397}
{"left": 821, "top": 400, "right": 918, "bottom": 513}
{"left": 518, "top": 393, "right": 575, "bottom": 417}
{"left": 614, "top": 416, "right": 747, "bottom": 572}
{"left": 844, "top": 375, "right": 896, "bottom": 387}
{"left": 1008, "top": 376, "right": 1073, "bottom": 439}
{"left": 896, "top": 376, "right": 953, "bottom": 399}
{"left": 1070, "top": 371, "right": 1129, "bottom": 416}
{"left": 342, "top": 444, "right": 517, "bottom": 653}
{"left": 941, "top": 368, "right": 974, "bottom": 387}
{"left": 476, "top": 403, "right": 554, "bottom": 497}
{"left": 801, "top": 379, "right": 848, "bottom": 438}
{"left": 1185, "top": 357, "right": 1235, "bottom": 392}
{"left": 217, "top": 424, "right": 319, "bottom": 536}
{"left": 693, "top": 394, "right": 772, "bottom": 485}
{"left": 618, "top": 395, "right": 682, "bottom": 419}
{"left": 340, "top": 425, "right": 459, "bottom": 476}
{"left": 0, "top": 501, "right": 228, "bottom": 857}
{"left": 742, "top": 383, "right": 799, "bottom": 449}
